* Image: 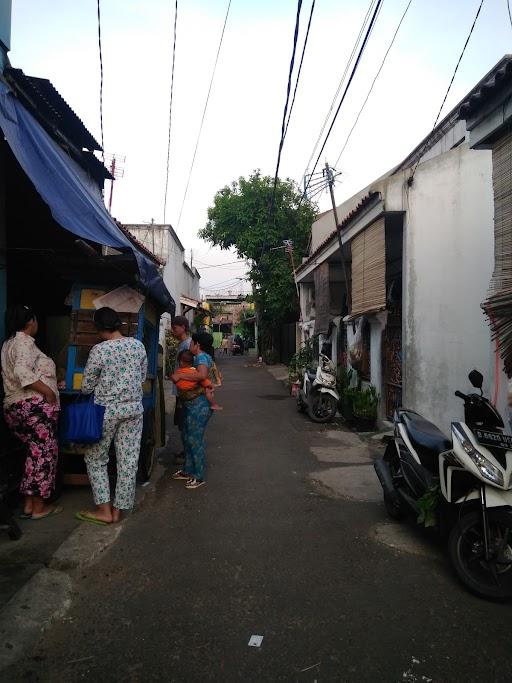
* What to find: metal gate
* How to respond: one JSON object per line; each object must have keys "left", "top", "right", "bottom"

{"left": 382, "top": 315, "right": 402, "bottom": 420}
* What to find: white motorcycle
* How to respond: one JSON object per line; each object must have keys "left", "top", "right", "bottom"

{"left": 296, "top": 353, "right": 339, "bottom": 423}
{"left": 375, "top": 369, "right": 512, "bottom": 600}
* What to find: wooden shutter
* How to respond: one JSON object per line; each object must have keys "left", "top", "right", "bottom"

{"left": 350, "top": 218, "right": 386, "bottom": 317}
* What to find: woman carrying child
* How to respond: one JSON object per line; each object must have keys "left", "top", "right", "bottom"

{"left": 170, "top": 332, "right": 218, "bottom": 490}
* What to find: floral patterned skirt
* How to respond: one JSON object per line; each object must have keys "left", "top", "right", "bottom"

{"left": 4, "top": 396, "right": 59, "bottom": 499}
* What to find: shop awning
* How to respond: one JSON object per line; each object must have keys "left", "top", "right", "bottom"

{"left": 0, "top": 81, "right": 175, "bottom": 314}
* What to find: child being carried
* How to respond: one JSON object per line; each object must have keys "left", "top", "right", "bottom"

{"left": 174, "top": 350, "right": 222, "bottom": 411}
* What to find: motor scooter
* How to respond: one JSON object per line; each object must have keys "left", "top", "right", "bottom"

{"left": 374, "top": 369, "right": 512, "bottom": 600}
{"left": 296, "top": 353, "right": 339, "bottom": 423}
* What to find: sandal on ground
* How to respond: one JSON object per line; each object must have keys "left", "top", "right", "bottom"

{"left": 19, "top": 512, "right": 32, "bottom": 520}
{"left": 75, "top": 511, "right": 111, "bottom": 526}
{"left": 185, "top": 478, "right": 205, "bottom": 490}
{"left": 172, "top": 470, "right": 191, "bottom": 480}
{"left": 31, "top": 505, "right": 63, "bottom": 520}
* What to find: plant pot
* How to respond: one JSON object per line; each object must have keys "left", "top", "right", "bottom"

{"left": 340, "top": 398, "right": 354, "bottom": 425}
{"left": 290, "top": 382, "right": 300, "bottom": 398}
{"left": 354, "top": 415, "right": 377, "bottom": 432}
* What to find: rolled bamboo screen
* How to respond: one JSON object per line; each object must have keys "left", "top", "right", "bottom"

{"left": 350, "top": 218, "right": 386, "bottom": 318}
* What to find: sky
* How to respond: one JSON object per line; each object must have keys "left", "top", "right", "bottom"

{"left": 9, "top": 0, "right": 512, "bottom": 295}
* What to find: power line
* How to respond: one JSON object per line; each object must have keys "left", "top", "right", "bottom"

{"left": 96, "top": 0, "right": 105, "bottom": 162}
{"left": 269, "top": 0, "right": 304, "bottom": 214}
{"left": 507, "top": 0, "right": 512, "bottom": 30}
{"left": 163, "top": 0, "right": 178, "bottom": 223}
{"left": 410, "top": 0, "right": 485, "bottom": 180}
{"left": 300, "top": 0, "right": 384, "bottom": 204}
{"left": 196, "top": 259, "right": 248, "bottom": 269}
{"left": 177, "top": 0, "right": 232, "bottom": 229}
{"left": 200, "top": 275, "right": 245, "bottom": 288}
{"left": 300, "top": 0, "right": 378, "bottom": 184}
{"left": 283, "top": 0, "right": 316, "bottom": 140}
{"left": 335, "top": 0, "right": 413, "bottom": 168}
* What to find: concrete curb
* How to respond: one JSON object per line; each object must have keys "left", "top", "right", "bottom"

{"left": 0, "top": 568, "right": 72, "bottom": 670}
{"left": 0, "top": 462, "right": 168, "bottom": 672}
{"left": 50, "top": 523, "right": 124, "bottom": 572}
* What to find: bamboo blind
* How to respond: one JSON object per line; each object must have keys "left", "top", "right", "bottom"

{"left": 483, "top": 129, "right": 512, "bottom": 375}
{"left": 350, "top": 218, "right": 386, "bottom": 317}
{"left": 490, "top": 130, "right": 512, "bottom": 293}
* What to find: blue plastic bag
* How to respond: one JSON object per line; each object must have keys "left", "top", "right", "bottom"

{"left": 60, "top": 395, "right": 106, "bottom": 444}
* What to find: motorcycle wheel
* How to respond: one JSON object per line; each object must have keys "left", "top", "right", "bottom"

{"left": 307, "top": 391, "right": 338, "bottom": 423}
{"left": 448, "top": 509, "right": 512, "bottom": 600}
{"left": 383, "top": 443, "right": 405, "bottom": 520}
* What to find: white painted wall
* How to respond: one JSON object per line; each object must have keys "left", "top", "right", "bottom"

{"left": 392, "top": 144, "right": 497, "bottom": 433}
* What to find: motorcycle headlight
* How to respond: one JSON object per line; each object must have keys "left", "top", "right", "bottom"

{"left": 453, "top": 426, "right": 504, "bottom": 486}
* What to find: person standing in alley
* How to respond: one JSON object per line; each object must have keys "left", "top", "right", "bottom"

{"left": 171, "top": 332, "right": 215, "bottom": 489}
{"left": 77, "top": 307, "right": 147, "bottom": 525}
{"left": 170, "top": 316, "right": 192, "bottom": 461}
{"left": 1, "top": 305, "right": 62, "bottom": 520}
{"left": 221, "top": 334, "right": 230, "bottom": 355}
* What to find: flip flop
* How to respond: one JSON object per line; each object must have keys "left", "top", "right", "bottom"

{"left": 31, "top": 505, "right": 63, "bottom": 521}
{"left": 75, "top": 511, "right": 110, "bottom": 526}
{"left": 19, "top": 512, "right": 32, "bottom": 520}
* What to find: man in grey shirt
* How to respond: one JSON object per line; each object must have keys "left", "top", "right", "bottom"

{"left": 170, "top": 316, "right": 191, "bottom": 458}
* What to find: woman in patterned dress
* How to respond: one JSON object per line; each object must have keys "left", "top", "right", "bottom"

{"left": 171, "top": 332, "right": 215, "bottom": 490}
{"left": 1, "top": 305, "right": 62, "bottom": 520}
{"left": 77, "top": 307, "right": 147, "bottom": 525}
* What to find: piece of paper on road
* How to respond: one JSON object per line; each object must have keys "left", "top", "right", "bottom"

{"left": 248, "top": 635, "right": 263, "bottom": 647}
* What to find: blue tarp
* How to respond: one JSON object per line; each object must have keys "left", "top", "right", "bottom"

{"left": 0, "top": 81, "right": 175, "bottom": 314}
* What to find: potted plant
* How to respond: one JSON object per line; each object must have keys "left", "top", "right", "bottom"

{"left": 336, "top": 366, "right": 352, "bottom": 414}
{"left": 351, "top": 385, "right": 379, "bottom": 431}
{"left": 341, "top": 386, "right": 358, "bottom": 425}
{"left": 288, "top": 353, "right": 301, "bottom": 396}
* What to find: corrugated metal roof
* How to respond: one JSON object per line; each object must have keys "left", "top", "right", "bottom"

{"left": 459, "top": 55, "right": 512, "bottom": 119}
{"left": 296, "top": 192, "right": 380, "bottom": 275}
{"left": 5, "top": 68, "right": 101, "bottom": 151}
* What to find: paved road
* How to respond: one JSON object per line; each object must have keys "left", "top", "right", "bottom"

{"left": 6, "top": 357, "right": 511, "bottom": 682}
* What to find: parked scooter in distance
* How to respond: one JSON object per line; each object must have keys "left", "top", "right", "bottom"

{"left": 296, "top": 353, "right": 339, "bottom": 423}
{"left": 374, "top": 369, "right": 512, "bottom": 600}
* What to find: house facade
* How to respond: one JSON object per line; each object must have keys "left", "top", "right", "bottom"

{"left": 297, "top": 56, "right": 512, "bottom": 433}
{"left": 125, "top": 223, "right": 201, "bottom": 327}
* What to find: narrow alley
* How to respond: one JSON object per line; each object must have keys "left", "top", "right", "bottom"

{"left": 5, "top": 356, "right": 511, "bottom": 683}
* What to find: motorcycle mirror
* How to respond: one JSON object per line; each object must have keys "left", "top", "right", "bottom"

{"left": 468, "top": 369, "right": 483, "bottom": 389}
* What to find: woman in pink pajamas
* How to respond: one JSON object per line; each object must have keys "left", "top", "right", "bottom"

{"left": 1, "top": 305, "right": 62, "bottom": 520}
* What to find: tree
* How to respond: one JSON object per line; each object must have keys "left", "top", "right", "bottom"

{"left": 199, "top": 171, "right": 316, "bottom": 349}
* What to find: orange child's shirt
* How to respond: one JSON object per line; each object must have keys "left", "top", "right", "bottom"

{"left": 175, "top": 366, "right": 212, "bottom": 391}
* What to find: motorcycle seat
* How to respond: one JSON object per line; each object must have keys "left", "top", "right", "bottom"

{"left": 400, "top": 410, "right": 452, "bottom": 471}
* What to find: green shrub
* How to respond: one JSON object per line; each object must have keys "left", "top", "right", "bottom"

{"left": 352, "top": 385, "right": 379, "bottom": 419}
{"left": 264, "top": 349, "right": 279, "bottom": 365}
{"left": 288, "top": 339, "right": 314, "bottom": 380}
{"left": 336, "top": 366, "right": 352, "bottom": 397}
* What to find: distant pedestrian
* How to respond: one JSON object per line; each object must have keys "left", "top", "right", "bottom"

{"left": 77, "top": 307, "right": 147, "bottom": 525}
{"left": 171, "top": 332, "right": 216, "bottom": 489}
{"left": 221, "top": 335, "right": 229, "bottom": 355}
{"left": 1, "top": 305, "right": 62, "bottom": 520}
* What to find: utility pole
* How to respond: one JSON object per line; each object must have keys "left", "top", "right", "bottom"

{"left": 283, "top": 240, "right": 300, "bottom": 302}
{"left": 324, "top": 161, "right": 351, "bottom": 313}
{"left": 190, "top": 249, "right": 193, "bottom": 269}
{"left": 271, "top": 240, "right": 302, "bottom": 321}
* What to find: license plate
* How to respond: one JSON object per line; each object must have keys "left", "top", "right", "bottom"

{"left": 474, "top": 429, "right": 512, "bottom": 450}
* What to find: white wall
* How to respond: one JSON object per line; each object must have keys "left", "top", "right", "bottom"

{"left": 394, "top": 144, "right": 497, "bottom": 433}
